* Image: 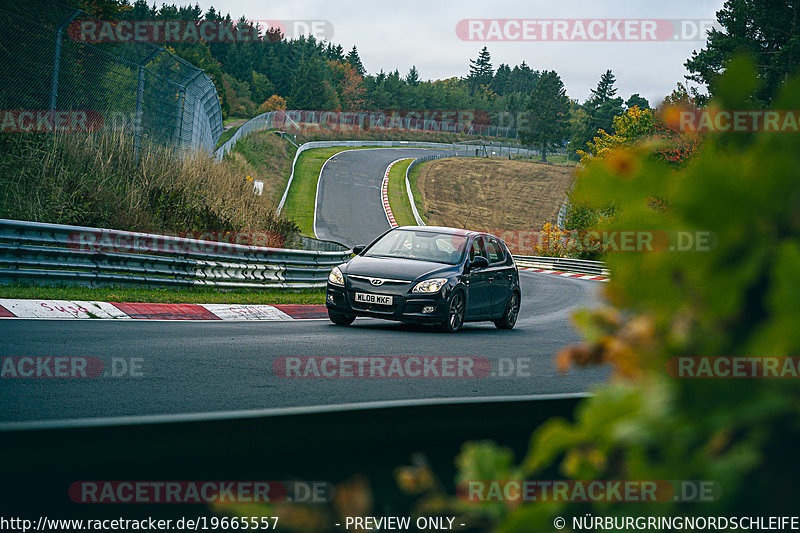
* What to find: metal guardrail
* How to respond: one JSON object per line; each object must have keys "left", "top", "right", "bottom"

{"left": 514, "top": 255, "right": 609, "bottom": 276}
{"left": 296, "top": 235, "right": 350, "bottom": 252}
{"left": 0, "top": 219, "right": 351, "bottom": 289}
{"left": 0, "top": 220, "right": 607, "bottom": 289}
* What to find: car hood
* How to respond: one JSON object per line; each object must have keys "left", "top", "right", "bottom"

{"left": 343, "top": 255, "right": 456, "bottom": 281}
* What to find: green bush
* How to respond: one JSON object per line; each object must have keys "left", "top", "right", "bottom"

{"left": 445, "top": 56, "right": 800, "bottom": 530}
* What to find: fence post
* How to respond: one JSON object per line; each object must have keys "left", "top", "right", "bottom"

{"left": 133, "top": 49, "right": 162, "bottom": 158}
{"left": 173, "top": 69, "right": 205, "bottom": 152}
{"left": 49, "top": 10, "right": 80, "bottom": 118}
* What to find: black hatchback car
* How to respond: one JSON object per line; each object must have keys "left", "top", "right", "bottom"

{"left": 326, "top": 226, "right": 521, "bottom": 332}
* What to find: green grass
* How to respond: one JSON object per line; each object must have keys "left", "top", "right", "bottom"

{"left": 215, "top": 118, "right": 251, "bottom": 149}
{"left": 225, "top": 129, "right": 297, "bottom": 205}
{"left": 386, "top": 159, "right": 417, "bottom": 226}
{"left": 281, "top": 147, "right": 378, "bottom": 237}
{"left": 223, "top": 117, "right": 247, "bottom": 126}
{"left": 215, "top": 127, "right": 239, "bottom": 149}
{"left": 0, "top": 284, "right": 325, "bottom": 305}
{"left": 406, "top": 162, "right": 428, "bottom": 224}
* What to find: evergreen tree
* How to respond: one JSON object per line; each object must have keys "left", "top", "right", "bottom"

{"left": 290, "top": 55, "right": 339, "bottom": 110}
{"left": 626, "top": 94, "right": 650, "bottom": 110}
{"left": 405, "top": 66, "right": 421, "bottom": 87}
{"left": 587, "top": 70, "right": 618, "bottom": 110}
{"left": 685, "top": 0, "right": 800, "bottom": 104}
{"left": 519, "top": 70, "right": 570, "bottom": 162}
{"left": 491, "top": 63, "right": 512, "bottom": 95}
{"left": 569, "top": 70, "right": 625, "bottom": 155}
{"left": 467, "top": 47, "right": 493, "bottom": 91}
{"left": 346, "top": 46, "right": 366, "bottom": 77}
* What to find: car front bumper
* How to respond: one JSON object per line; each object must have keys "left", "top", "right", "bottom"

{"left": 326, "top": 283, "right": 450, "bottom": 324}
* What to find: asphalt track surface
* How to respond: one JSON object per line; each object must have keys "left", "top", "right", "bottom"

{"left": 0, "top": 271, "right": 606, "bottom": 424}
{"left": 313, "top": 147, "right": 463, "bottom": 246}
{"left": 0, "top": 148, "right": 608, "bottom": 425}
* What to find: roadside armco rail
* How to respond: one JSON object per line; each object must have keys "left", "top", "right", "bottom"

{"left": 0, "top": 219, "right": 352, "bottom": 289}
{"left": 514, "top": 256, "right": 609, "bottom": 277}
{"left": 0, "top": 219, "right": 608, "bottom": 289}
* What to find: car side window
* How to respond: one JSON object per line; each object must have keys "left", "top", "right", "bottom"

{"left": 469, "top": 236, "right": 485, "bottom": 262}
{"left": 486, "top": 237, "right": 505, "bottom": 265}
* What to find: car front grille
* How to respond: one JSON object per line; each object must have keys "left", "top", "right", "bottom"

{"left": 346, "top": 275, "right": 412, "bottom": 296}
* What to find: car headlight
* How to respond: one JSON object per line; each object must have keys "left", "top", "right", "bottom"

{"left": 328, "top": 266, "right": 345, "bottom": 286}
{"left": 412, "top": 278, "right": 448, "bottom": 293}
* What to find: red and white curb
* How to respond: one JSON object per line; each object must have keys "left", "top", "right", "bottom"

{"left": 0, "top": 299, "right": 329, "bottom": 320}
{"left": 519, "top": 267, "right": 608, "bottom": 282}
{"left": 381, "top": 158, "right": 410, "bottom": 228}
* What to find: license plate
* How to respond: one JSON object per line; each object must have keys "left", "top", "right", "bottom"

{"left": 355, "top": 292, "right": 392, "bottom": 305}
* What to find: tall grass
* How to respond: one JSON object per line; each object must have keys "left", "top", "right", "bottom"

{"left": 0, "top": 131, "right": 298, "bottom": 239}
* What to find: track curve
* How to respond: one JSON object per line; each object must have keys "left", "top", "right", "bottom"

{"left": 314, "top": 147, "right": 461, "bottom": 247}
{"left": 0, "top": 271, "right": 607, "bottom": 424}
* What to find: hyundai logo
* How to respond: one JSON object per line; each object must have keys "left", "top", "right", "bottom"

{"left": 369, "top": 278, "right": 384, "bottom": 286}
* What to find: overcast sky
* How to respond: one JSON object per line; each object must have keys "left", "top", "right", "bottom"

{"left": 190, "top": 0, "right": 724, "bottom": 106}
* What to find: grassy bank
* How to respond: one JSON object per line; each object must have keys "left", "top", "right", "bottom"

{"left": 0, "top": 131, "right": 297, "bottom": 239}
{"left": 222, "top": 129, "right": 297, "bottom": 205}
{"left": 414, "top": 157, "right": 575, "bottom": 231}
{"left": 406, "top": 162, "right": 428, "bottom": 224}
{"left": 386, "top": 159, "right": 417, "bottom": 226}
{"left": 0, "top": 284, "right": 325, "bottom": 305}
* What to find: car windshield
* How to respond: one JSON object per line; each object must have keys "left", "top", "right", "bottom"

{"left": 363, "top": 229, "right": 468, "bottom": 264}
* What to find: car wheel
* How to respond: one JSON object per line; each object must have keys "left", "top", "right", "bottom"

{"left": 328, "top": 310, "right": 356, "bottom": 326}
{"left": 494, "top": 291, "right": 520, "bottom": 330}
{"left": 440, "top": 290, "right": 465, "bottom": 333}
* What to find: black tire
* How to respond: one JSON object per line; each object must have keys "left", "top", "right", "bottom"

{"left": 440, "top": 290, "right": 465, "bottom": 333}
{"left": 328, "top": 309, "right": 356, "bottom": 326}
{"left": 494, "top": 291, "right": 520, "bottom": 330}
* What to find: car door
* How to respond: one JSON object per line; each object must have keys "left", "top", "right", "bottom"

{"left": 464, "top": 236, "right": 491, "bottom": 318}
{"left": 485, "top": 236, "right": 513, "bottom": 315}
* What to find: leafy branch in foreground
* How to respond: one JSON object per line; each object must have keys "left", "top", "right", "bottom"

{"left": 412, "top": 56, "right": 800, "bottom": 531}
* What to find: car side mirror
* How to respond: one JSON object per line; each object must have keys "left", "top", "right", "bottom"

{"left": 470, "top": 256, "right": 489, "bottom": 269}
{"left": 352, "top": 245, "right": 366, "bottom": 255}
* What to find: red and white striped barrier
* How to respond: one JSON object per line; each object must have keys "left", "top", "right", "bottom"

{"left": 0, "top": 299, "right": 329, "bottom": 320}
